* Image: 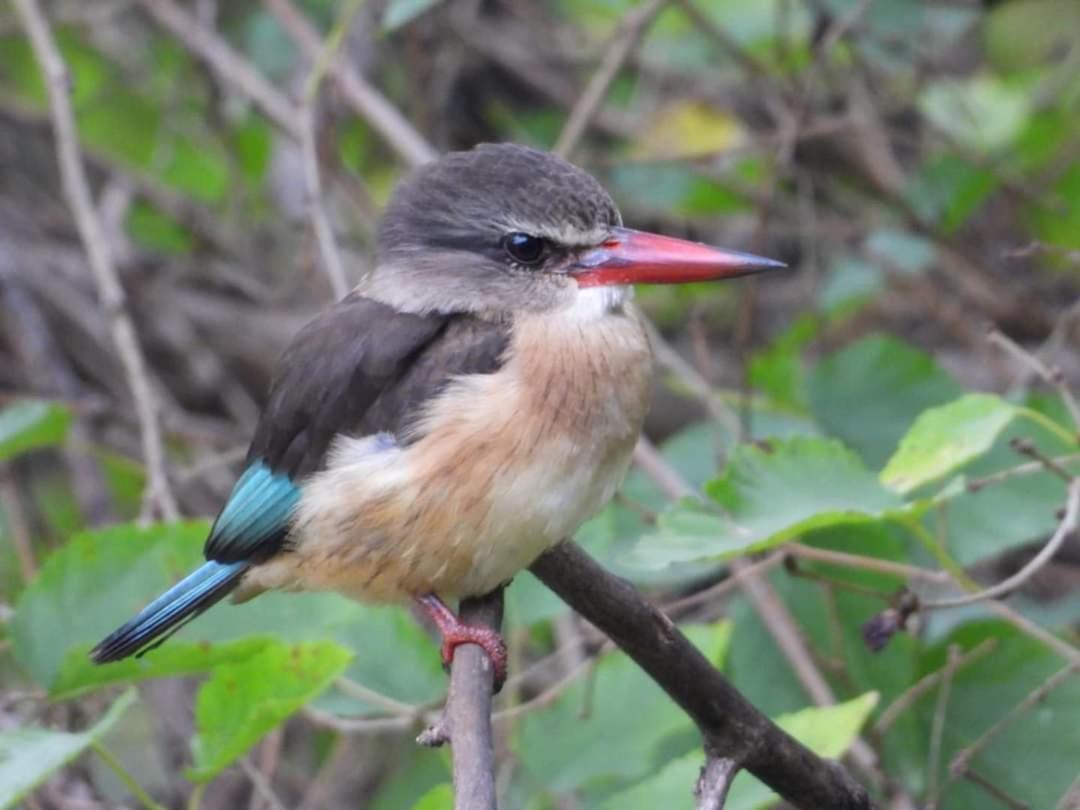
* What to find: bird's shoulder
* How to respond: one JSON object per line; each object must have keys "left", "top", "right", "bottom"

{"left": 248, "top": 292, "right": 511, "bottom": 478}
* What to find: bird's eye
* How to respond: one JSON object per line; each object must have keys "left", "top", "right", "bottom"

{"left": 503, "top": 232, "right": 546, "bottom": 265}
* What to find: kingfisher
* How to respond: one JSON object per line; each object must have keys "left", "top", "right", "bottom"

{"left": 92, "top": 143, "right": 783, "bottom": 683}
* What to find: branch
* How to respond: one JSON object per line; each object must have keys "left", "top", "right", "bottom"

{"left": 14, "top": 0, "right": 177, "bottom": 523}
{"left": 135, "top": 0, "right": 301, "bottom": 139}
{"left": 417, "top": 591, "right": 503, "bottom": 810}
{"left": 530, "top": 543, "right": 874, "bottom": 809}
{"left": 923, "top": 479, "right": 1079, "bottom": 609}
{"left": 632, "top": 436, "right": 880, "bottom": 779}
{"left": 298, "top": 0, "right": 365, "bottom": 300}
{"left": 262, "top": 0, "right": 437, "bottom": 168}
{"left": 553, "top": 0, "right": 667, "bottom": 158}
{"left": 695, "top": 756, "right": 738, "bottom": 810}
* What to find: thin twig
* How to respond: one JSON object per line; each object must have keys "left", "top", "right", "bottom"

{"left": 297, "top": 0, "right": 364, "bottom": 300}
{"left": 965, "top": 453, "right": 1080, "bottom": 492}
{"left": 14, "top": 0, "right": 177, "bottom": 523}
{"left": 988, "top": 327, "right": 1080, "bottom": 433}
{"left": 872, "top": 639, "right": 997, "bottom": 737}
{"left": 950, "top": 662, "right": 1079, "bottom": 780}
{"left": 239, "top": 756, "right": 289, "bottom": 810}
{"left": 135, "top": 0, "right": 300, "bottom": 139}
{"left": 923, "top": 479, "right": 1079, "bottom": 609}
{"left": 695, "top": 756, "right": 739, "bottom": 810}
{"left": 787, "top": 543, "right": 951, "bottom": 585}
{"left": 925, "top": 645, "right": 961, "bottom": 810}
{"left": 262, "top": 0, "right": 437, "bottom": 168}
{"left": 553, "top": 0, "right": 667, "bottom": 158}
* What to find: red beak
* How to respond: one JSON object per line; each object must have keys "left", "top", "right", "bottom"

{"left": 571, "top": 227, "right": 786, "bottom": 287}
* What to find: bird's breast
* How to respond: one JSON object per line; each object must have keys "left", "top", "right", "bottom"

{"left": 267, "top": 293, "right": 652, "bottom": 602}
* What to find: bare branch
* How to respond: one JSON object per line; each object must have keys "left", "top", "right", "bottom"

{"left": 553, "top": 0, "right": 667, "bottom": 158}
{"left": 951, "top": 662, "right": 1079, "bottom": 781}
{"left": 695, "top": 756, "right": 739, "bottom": 810}
{"left": 262, "top": 0, "right": 437, "bottom": 168}
{"left": 417, "top": 591, "right": 503, "bottom": 810}
{"left": 135, "top": 0, "right": 301, "bottom": 139}
{"left": 13, "top": 0, "right": 177, "bottom": 523}
{"left": 923, "top": 479, "right": 1079, "bottom": 609}
{"left": 988, "top": 327, "right": 1080, "bottom": 433}
{"left": 530, "top": 542, "right": 874, "bottom": 809}
{"left": 925, "top": 644, "right": 962, "bottom": 809}
{"left": 297, "top": 0, "right": 365, "bottom": 300}
{"left": 631, "top": 435, "right": 880, "bottom": 780}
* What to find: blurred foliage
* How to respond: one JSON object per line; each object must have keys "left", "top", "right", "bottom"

{"left": 1, "top": 0, "right": 1079, "bottom": 808}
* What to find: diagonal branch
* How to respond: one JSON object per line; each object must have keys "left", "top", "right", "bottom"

{"left": 530, "top": 542, "right": 874, "bottom": 809}
{"left": 13, "top": 0, "right": 177, "bottom": 524}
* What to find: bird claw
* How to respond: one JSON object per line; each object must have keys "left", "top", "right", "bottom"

{"left": 417, "top": 593, "right": 508, "bottom": 691}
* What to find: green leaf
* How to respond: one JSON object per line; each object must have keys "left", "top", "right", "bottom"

{"left": 627, "top": 438, "right": 903, "bottom": 568}
{"left": 919, "top": 74, "right": 1032, "bottom": 152}
{"left": 514, "top": 625, "right": 727, "bottom": 799}
{"left": 0, "top": 400, "right": 71, "bottom": 461}
{"left": 880, "top": 394, "right": 1017, "bottom": 494}
{"left": 411, "top": 784, "right": 453, "bottom": 810}
{"left": 10, "top": 521, "right": 207, "bottom": 690}
{"left": 0, "top": 690, "right": 134, "bottom": 809}
{"left": 51, "top": 638, "right": 275, "bottom": 700}
{"left": 598, "top": 692, "right": 878, "bottom": 810}
{"left": 188, "top": 640, "right": 351, "bottom": 782}
{"left": 807, "top": 336, "right": 962, "bottom": 469}
{"left": 383, "top": 0, "right": 444, "bottom": 30}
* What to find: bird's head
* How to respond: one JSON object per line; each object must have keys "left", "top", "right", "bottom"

{"left": 368, "top": 143, "right": 784, "bottom": 316}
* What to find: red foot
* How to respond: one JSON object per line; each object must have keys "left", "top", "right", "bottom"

{"left": 416, "top": 594, "right": 508, "bottom": 690}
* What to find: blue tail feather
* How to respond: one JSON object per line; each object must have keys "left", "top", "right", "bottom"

{"left": 204, "top": 462, "right": 300, "bottom": 562}
{"left": 91, "top": 561, "right": 247, "bottom": 663}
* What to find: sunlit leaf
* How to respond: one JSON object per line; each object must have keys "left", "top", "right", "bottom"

{"left": 188, "top": 640, "right": 352, "bottom": 782}
{"left": 51, "top": 638, "right": 275, "bottom": 700}
{"left": 10, "top": 521, "right": 208, "bottom": 690}
{"left": 880, "top": 394, "right": 1017, "bottom": 494}
{"left": 514, "top": 625, "right": 727, "bottom": 799}
{"left": 627, "top": 438, "right": 904, "bottom": 568}
{"left": 0, "top": 400, "right": 70, "bottom": 461}
{"left": 0, "top": 690, "right": 134, "bottom": 809}
{"left": 598, "top": 692, "right": 878, "bottom": 810}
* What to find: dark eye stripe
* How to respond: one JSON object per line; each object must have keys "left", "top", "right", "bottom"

{"left": 503, "top": 232, "right": 546, "bottom": 265}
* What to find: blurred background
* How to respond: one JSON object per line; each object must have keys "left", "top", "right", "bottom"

{"left": 0, "top": 0, "right": 1078, "bottom": 808}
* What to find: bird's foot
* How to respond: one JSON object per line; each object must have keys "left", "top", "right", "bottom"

{"left": 416, "top": 593, "right": 507, "bottom": 690}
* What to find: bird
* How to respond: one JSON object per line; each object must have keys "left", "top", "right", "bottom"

{"left": 91, "top": 143, "right": 784, "bottom": 685}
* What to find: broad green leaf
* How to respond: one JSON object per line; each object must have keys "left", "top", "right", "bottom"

{"left": 599, "top": 692, "right": 878, "bottom": 810}
{"left": 188, "top": 640, "right": 352, "bottom": 782}
{"left": 880, "top": 394, "right": 1017, "bottom": 494}
{"left": 51, "top": 637, "right": 275, "bottom": 700}
{"left": 897, "top": 621, "right": 1080, "bottom": 809}
{"left": 0, "top": 400, "right": 71, "bottom": 461}
{"left": 627, "top": 438, "right": 903, "bottom": 569}
{"left": 10, "top": 521, "right": 208, "bottom": 690}
{"left": 0, "top": 690, "right": 134, "bottom": 809}
{"left": 514, "top": 625, "right": 727, "bottom": 800}
{"left": 383, "top": 0, "right": 444, "bottom": 30}
{"left": 808, "top": 337, "right": 962, "bottom": 470}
